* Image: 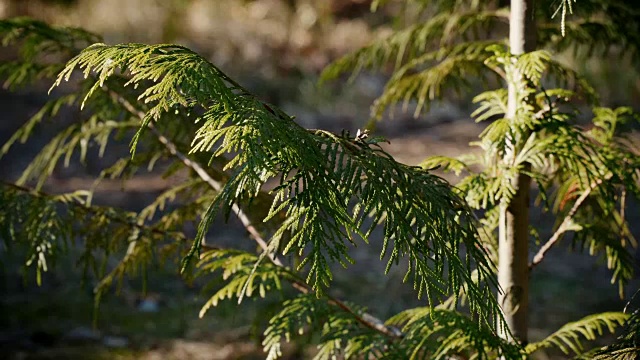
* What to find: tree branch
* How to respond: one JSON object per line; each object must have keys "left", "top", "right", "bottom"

{"left": 1, "top": 180, "right": 191, "bottom": 244}
{"left": 111, "top": 92, "right": 274, "bottom": 263}
{"left": 4, "top": 174, "right": 403, "bottom": 338}
{"left": 110, "top": 91, "right": 404, "bottom": 339}
{"left": 529, "top": 177, "right": 604, "bottom": 269}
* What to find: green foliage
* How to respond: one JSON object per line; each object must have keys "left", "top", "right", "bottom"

{"left": 324, "top": 0, "right": 639, "bottom": 119}
{"left": 262, "top": 294, "right": 387, "bottom": 360}
{"left": 418, "top": 46, "right": 640, "bottom": 297}
{"left": 0, "top": 183, "right": 179, "bottom": 292}
{"left": 196, "top": 249, "right": 291, "bottom": 317}
{"left": 0, "top": 17, "right": 99, "bottom": 90}
{"left": 44, "top": 30, "right": 506, "bottom": 316}
{"left": 323, "top": 0, "right": 640, "bottom": 357}
{"left": 328, "top": 0, "right": 640, "bottom": 296}
{"left": 387, "top": 307, "right": 523, "bottom": 359}
{"left": 0, "top": 16, "right": 510, "bottom": 359}
{"left": 321, "top": 6, "right": 509, "bottom": 119}
{"left": 1, "top": 0, "right": 640, "bottom": 358}
{"left": 594, "top": 293, "right": 640, "bottom": 359}
{"left": 525, "top": 312, "right": 629, "bottom": 356}
{"left": 261, "top": 297, "right": 523, "bottom": 359}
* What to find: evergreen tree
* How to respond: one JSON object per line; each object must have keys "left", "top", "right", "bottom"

{"left": 0, "top": 1, "right": 639, "bottom": 359}
{"left": 323, "top": 0, "right": 640, "bottom": 356}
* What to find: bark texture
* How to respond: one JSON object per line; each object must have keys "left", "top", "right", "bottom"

{"left": 498, "top": 0, "right": 536, "bottom": 344}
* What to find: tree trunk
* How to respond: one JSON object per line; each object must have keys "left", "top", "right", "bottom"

{"left": 498, "top": 0, "right": 536, "bottom": 344}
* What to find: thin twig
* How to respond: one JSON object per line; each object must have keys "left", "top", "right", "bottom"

{"left": 529, "top": 177, "right": 604, "bottom": 269}
{"left": 111, "top": 92, "right": 277, "bottom": 263}
{"left": 111, "top": 91, "right": 404, "bottom": 339}
{"left": 2, "top": 180, "right": 192, "bottom": 244}
{"left": 4, "top": 172, "right": 402, "bottom": 338}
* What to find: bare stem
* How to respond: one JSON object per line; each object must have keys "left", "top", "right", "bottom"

{"left": 529, "top": 177, "right": 604, "bottom": 269}
{"left": 111, "top": 92, "right": 277, "bottom": 263}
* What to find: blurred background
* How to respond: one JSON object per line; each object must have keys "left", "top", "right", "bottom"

{"left": 0, "top": 0, "right": 639, "bottom": 359}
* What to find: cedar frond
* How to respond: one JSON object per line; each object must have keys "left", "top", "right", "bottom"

{"left": 0, "top": 17, "right": 99, "bottom": 89}
{"left": 526, "top": 312, "right": 629, "bottom": 356}
{"left": 371, "top": 40, "right": 501, "bottom": 119}
{"left": 387, "top": 308, "right": 524, "bottom": 359}
{"left": 49, "top": 41, "right": 504, "bottom": 326}
{"left": 594, "top": 292, "right": 640, "bottom": 359}
{"left": 320, "top": 9, "right": 508, "bottom": 83}
{"left": 0, "top": 182, "right": 181, "bottom": 288}
{"left": 196, "top": 249, "right": 291, "bottom": 318}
